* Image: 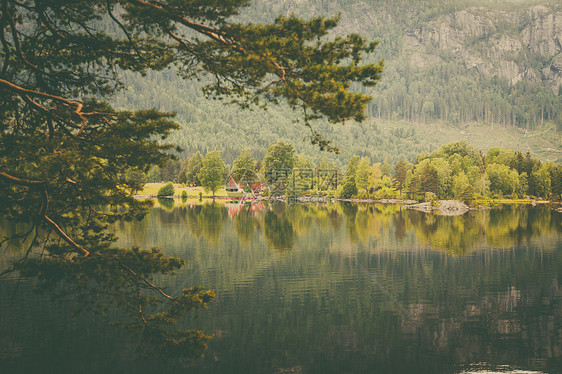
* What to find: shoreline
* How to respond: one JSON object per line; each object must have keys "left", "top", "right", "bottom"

{"left": 134, "top": 194, "right": 561, "bottom": 207}
{"left": 134, "top": 194, "right": 417, "bottom": 204}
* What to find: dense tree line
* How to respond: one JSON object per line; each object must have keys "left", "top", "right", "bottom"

{"left": 153, "top": 140, "right": 562, "bottom": 202}
{"left": 339, "top": 141, "right": 562, "bottom": 201}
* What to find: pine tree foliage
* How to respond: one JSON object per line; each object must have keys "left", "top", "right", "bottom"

{"left": 0, "top": 0, "right": 382, "bottom": 359}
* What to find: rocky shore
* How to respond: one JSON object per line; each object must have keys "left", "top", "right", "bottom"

{"left": 264, "top": 196, "right": 419, "bottom": 204}
{"left": 136, "top": 194, "right": 421, "bottom": 204}
{"left": 134, "top": 194, "right": 560, "bottom": 214}
{"left": 404, "top": 200, "right": 491, "bottom": 216}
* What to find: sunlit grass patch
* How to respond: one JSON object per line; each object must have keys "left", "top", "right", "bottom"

{"left": 140, "top": 183, "right": 228, "bottom": 197}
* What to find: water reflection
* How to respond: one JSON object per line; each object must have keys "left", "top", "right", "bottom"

{"left": 264, "top": 210, "right": 295, "bottom": 251}
{"left": 1, "top": 202, "right": 561, "bottom": 373}
{"left": 407, "top": 206, "right": 562, "bottom": 254}
{"left": 232, "top": 205, "right": 260, "bottom": 245}
{"left": 148, "top": 202, "right": 561, "bottom": 373}
{"left": 183, "top": 203, "right": 228, "bottom": 243}
{"left": 157, "top": 197, "right": 175, "bottom": 212}
{"left": 151, "top": 202, "right": 561, "bottom": 255}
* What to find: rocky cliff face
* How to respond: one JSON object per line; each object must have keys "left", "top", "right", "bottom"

{"left": 403, "top": 5, "right": 562, "bottom": 92}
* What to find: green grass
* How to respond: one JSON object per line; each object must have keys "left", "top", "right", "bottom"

{"left": 155, "top": 198, "right": 229, "bottom": 209}
{"left": 140, "top": 183, "right": 229, "bottom": 197}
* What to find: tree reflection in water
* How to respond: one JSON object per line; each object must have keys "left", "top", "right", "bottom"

{"left": 176, "top": 202, "right": 562, "bottom": 255}
{"left": 157, "top": 197, "right": 175, "bottom": 212}
{"left": 232, "top": 205, "right": 261, "bottom": 245}
{"left": 1, "top": 202, "right": 561, "bottom": 373}
{"left": 170, "top": 202, "right": 560, "bottom": 373}
{"left": 183, "top": 202, "right": 228, "bottom": 244}
{"left": 264, "top": 210, "right": 295, "bottom": 251}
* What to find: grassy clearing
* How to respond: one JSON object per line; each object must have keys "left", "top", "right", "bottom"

{"left": 154, "top": 198, "right": 229, "bottom": 210}
{"left": 140, "top": 183, "right": 229, "bottom": 197}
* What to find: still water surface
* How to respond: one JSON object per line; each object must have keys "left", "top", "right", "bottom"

{"left": 1, "top": 202, "right": 561, "bottom": 373}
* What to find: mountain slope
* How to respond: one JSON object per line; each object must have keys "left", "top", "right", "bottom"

{"left": 113, "top": 0, "right": 562, "bottom": 165}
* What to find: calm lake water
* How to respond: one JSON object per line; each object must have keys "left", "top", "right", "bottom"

{"left": 1, "top": 202, "right": 561, "bottom": 373}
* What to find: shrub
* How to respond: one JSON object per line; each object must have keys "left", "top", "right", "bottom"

{"left": 337, "top": 181, "right": 357, "bottom": 199}
{"left": 461, "top": 185, "right": 474, "bottom": 203}
{"left": 356, "top": 192, "right": 370, "bottom": 199}
{"left": 157, "top": 182, "right": 175, "bottom": 197}
{"left": 181, "top": 190, "right": 187, "bottom": 198}
{"left": 374, "top": 187, "right": 397, "bottom": 199}
{"left": 424, "top": 192, "right": 437, "bottom": 205}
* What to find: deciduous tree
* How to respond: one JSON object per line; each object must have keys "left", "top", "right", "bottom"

{"left": 262, "top": 142, "right": 296, "bottom": 184}
{"left": 232, "top": 149, "right": 257, "bottom": 187}
{"left": 355, "top": 157, "right": 371, "bottom": 193}
{"left": 199, "top": 151, "right": 227, "bottom": 199}
{"left": 180, "top": 151, "right": 204, "bottom": 185}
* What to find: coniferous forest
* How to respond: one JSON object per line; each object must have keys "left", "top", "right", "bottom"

{"left": 152, "top": 141, "right": 562, "bottom": 201}
{"left": 113, "top": 0, "right": 562, "bottom": 165}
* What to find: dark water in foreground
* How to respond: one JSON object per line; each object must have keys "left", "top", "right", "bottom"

{"left": 1, "top": 202, "right": 561, "bottom": 373}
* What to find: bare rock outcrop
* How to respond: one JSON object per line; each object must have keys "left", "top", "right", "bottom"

{"left": 403, "top": 5, "right": 562, "bottom": 92}
{"left": 405, "top": 200, "right": 470, "bottom": 216}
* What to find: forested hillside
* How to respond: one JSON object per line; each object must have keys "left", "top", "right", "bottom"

{"left": 113, "top": 0, "right": 562, "bottom": 165}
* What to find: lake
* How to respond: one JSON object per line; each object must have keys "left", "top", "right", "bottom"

{"left": 1, "top": 202, "right": 561, "bottom": 373}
